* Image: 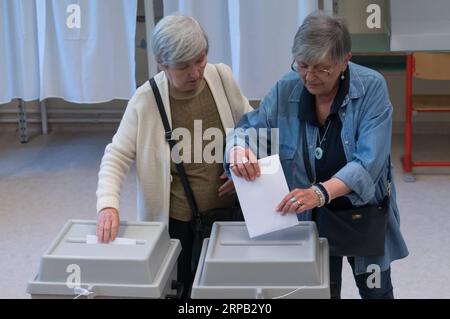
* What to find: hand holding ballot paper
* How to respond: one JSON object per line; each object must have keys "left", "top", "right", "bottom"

{"left": 230, "top": 153, "right": 299, "bottom": 237}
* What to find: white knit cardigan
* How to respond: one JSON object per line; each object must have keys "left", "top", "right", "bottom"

{"left": 96, "top": 63, "right": 253, "bottom": 225}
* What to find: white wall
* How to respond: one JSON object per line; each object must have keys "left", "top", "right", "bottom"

{"left": 390, "top": 0, "right": 450, "bottom": 51}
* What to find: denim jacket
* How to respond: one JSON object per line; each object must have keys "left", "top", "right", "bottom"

{"left": 225, "top": 62, "right": 408, "bottom": 275}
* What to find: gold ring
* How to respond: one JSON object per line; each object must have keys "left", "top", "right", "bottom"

{"left": 296, "top": 200, "right": 304, "bottom": 208}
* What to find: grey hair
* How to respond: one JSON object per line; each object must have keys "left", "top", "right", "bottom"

{"left": 292, "top": 11, "right": 351, "bottom": 64}
{"left": 151, "top": 15, "right": 209, "bottom": 66}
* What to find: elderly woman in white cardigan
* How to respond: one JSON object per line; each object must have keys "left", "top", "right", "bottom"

{"left": 95, "top": 15, "right": 252, "bottom": 297}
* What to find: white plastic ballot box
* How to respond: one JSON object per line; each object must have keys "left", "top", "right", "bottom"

{"left": 27, "top": 220, "right": 181, "bottom": 299}
{"left": 191, "top": 221, "right": 329, "bottom": 299}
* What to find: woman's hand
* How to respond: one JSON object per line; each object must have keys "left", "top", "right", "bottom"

{"left": 276, "top": 187, "right": 321, "bottom": 215}
{"left": 218, "top": 173, "right": 236, "bottom": 197}
{"left": 96, "top": 207, "right": 120, "bottom": 243}
{"left": 228, "top": 147, "right": 260, "bottom": 181}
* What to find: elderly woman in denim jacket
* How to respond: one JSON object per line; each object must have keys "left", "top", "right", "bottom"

{"left": 225, "top": 11, "right": 408, "bottom": 299}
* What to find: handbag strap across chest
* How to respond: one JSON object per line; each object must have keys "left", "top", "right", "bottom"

{"left": 149, "top": 77, "right": 202, "bottom": 223}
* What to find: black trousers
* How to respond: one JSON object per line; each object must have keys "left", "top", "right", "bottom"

{"left": 169, "top": 218, "right": 195, "bottom": 299}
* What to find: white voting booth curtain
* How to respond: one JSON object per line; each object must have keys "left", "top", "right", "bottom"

{"left": 35, "top": 0, "right": 137, "bottom": 103}
{"left": 162, "top": 0, "right": 318, "bottom": 99}
{"left": 1, "top": 0, "right": 138, "bottom": 104}
{"left": 0, "top": 0, "right": 40, "bottom": 104}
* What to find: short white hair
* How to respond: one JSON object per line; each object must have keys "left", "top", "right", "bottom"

{"left": 151, "top": 15, "right": 209, "bottom": 66}
{"left": 292, "top": 11, "right": 351, "bottom": 64}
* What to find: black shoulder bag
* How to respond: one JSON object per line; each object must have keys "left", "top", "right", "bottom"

{"left": 149, "top": 78, "right": 243, "bottom": 261}
{"left": 302, "top": 122, "right": 390, "bottom": 257}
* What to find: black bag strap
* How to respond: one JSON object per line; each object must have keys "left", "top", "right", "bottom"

{"left": 149, "top": 77, "right": 202, "bottom": 223}
{"left": 301, "top": 121, "right": 391, "bottom": 196}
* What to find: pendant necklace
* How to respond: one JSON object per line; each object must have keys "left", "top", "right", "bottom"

{"left": 315, "top": 119, "right": 332, "bottom": 160}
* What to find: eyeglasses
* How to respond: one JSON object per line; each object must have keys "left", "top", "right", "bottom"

{"left": 291, "top": 60, "right": 333, "bottom": 77}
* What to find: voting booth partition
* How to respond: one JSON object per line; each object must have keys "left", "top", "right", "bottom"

{"left": 27, "top": 220, "right": 182, "bottom": 299}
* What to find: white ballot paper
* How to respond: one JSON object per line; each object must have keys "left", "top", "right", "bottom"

{"left": 86, "top": 235, "right": 137, "bottom": 245}
{"left": 231, "top": 154, "right": 299, "bottom": 237}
